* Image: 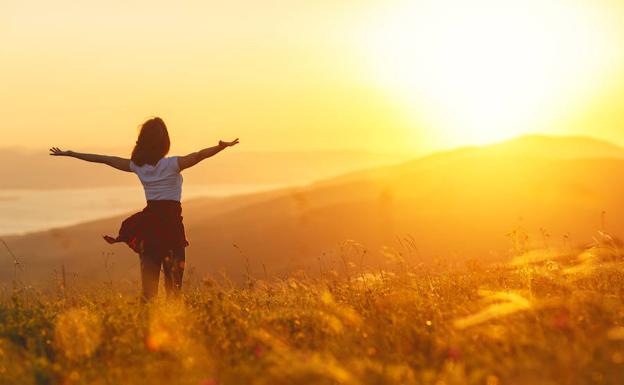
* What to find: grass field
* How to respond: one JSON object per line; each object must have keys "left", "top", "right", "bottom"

{"left": 2, "top": 233, "right": 624, "bottom": 385}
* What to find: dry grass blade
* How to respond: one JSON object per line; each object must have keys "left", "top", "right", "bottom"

{"left": 454, "top": 290, "right": 532, "bottom": 329}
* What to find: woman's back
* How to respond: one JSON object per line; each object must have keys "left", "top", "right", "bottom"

{"left": 130, "top": 156, "right": 182, "bottom": 201}
{"left": 49, "top": 116, "right": 238, "bottom": 301}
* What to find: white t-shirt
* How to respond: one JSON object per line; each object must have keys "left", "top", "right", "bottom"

{"left": 130, "top": 156, "right": 183, "bottom": 202}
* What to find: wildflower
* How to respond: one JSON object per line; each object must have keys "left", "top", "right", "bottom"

{"left": 552, "top": 309, "right": 571, "bottom": 331}
{"left": 447, "top": 346, "right": 461, "bottom": 361}
{"left": 254, "top": 344, "right": 265, "bottom": 358}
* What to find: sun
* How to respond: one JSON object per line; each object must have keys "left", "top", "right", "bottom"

{"left": 356, "top": 0, "right": 618, "bottom": 148}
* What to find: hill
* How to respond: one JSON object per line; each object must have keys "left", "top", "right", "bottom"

{"left": 2, "top": 135, "right": 624, "bottom": 285}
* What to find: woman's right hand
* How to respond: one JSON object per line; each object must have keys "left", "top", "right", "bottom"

{"left": 49, "top": 147, "right": 72, "bottom": 156}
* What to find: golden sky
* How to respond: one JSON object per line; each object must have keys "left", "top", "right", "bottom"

{"left": 2, "top": 0, "right": 623, "bottom": 154}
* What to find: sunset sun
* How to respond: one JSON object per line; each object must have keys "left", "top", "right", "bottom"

{"left": 357, "top": 0, "right": 619, "bottom": 147}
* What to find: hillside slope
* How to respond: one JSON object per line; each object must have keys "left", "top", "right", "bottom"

{"left": 3, "top": 135, "right": 624, "bottom": 284}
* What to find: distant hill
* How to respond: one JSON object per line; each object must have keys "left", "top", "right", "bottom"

{"left": 310, "top": 135, "right": 624, "bottom": 187}
{"left": 3, "top": 135, "right": 624, "bottom": 285}
{"left": 473, "top": 134, "right": 624, "bottom": 159}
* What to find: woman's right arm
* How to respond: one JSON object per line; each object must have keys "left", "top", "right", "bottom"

{"left": 177, "top": 139, "right": 239, "bottom": 171}
{"left": 49, "top": 147, "right": 132, "bottom": 172}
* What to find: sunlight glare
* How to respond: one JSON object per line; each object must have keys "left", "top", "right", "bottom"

{"left": 357, "top": 0, "right": 620, "bottom": 147}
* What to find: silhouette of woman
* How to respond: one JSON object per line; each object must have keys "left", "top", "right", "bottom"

{"left": 50, "top": 117, "right": 239, "bottom": 301}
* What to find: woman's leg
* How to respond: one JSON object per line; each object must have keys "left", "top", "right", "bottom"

{"left": 140, "top": 253, "right": 162, "bottom": 301}
{"left": 163, "top": 247, "right": 186, "bottom": 298}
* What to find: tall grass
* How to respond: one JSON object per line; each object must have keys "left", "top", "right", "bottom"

{"left": 2, "top": 233, "right": 624, "bottom": 384}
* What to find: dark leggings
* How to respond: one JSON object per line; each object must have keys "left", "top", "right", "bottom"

{"left": 140, "top": 247, "right": 186, "bottom": 301}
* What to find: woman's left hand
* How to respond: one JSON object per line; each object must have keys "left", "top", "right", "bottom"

{"left": 219, "top": 139, "right": 239, "bottom": 148}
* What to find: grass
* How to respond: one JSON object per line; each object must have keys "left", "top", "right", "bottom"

{"left": 2, "top": 233, "right": 624, "bottom": 385}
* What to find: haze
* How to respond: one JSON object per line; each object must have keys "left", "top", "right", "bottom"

{"left": 3, "top": 0, "right": 624, "bottom": 155}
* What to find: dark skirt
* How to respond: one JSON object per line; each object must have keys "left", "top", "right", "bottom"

{"left": 106, "top": 200, "right": 189, "bottom": 257}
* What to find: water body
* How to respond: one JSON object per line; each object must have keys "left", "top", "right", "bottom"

{"left": 0, "top": 184, "right": 282, "bottom": 236}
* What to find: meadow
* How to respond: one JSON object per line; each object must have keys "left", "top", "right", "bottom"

{"left": 2, "top": 232, "right": 624, "bottom": 385}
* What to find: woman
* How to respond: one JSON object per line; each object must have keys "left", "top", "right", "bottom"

{"left": 50, "top": 117, "right": 239, "bottom": 300}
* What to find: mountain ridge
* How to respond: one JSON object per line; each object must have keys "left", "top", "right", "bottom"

{"left": 312, "top": 134, "right": 624, "bottom": 188}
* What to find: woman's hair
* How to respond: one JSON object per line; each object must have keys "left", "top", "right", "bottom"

{"left": 131, "top": 117, "right": 171, "bottom": 166}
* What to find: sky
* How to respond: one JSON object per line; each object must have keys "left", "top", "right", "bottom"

{"left": 2, "top": 0, "right": 624, "bottom": 155}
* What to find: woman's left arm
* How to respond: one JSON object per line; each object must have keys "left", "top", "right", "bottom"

{"left": 177, "top": 139, "right": 239, "bottom": 171}
{"left": 49, "top": 147, "right": 132, "bottom": 172}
